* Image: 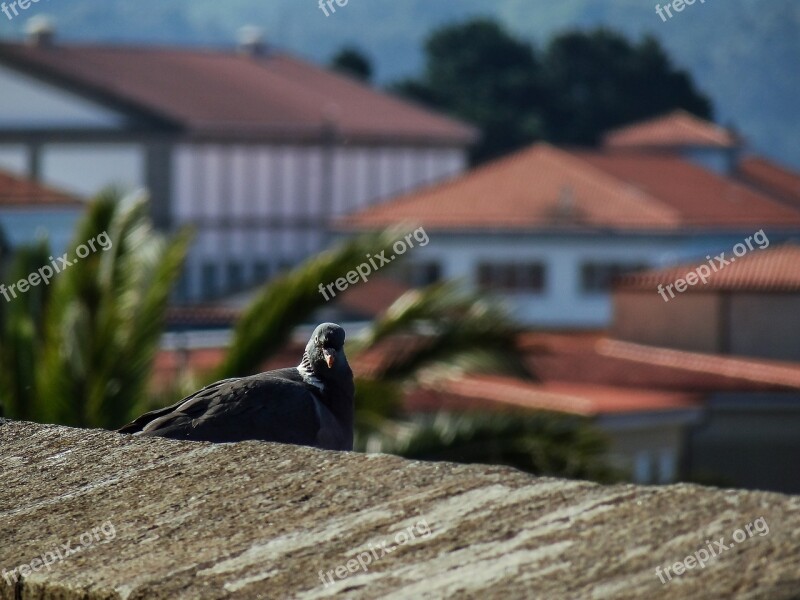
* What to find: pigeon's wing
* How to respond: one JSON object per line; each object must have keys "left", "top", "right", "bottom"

{"left": 132, "top": 372, "right": 324, "bottom": 445}
{"left": 117, "top": 378, "right": 239, "bottom": 434}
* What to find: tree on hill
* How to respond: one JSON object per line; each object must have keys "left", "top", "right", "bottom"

{"left": 393, "top": 19, "right": 713, "bottom": 163}
{"left": 392, "top": 18, "right": 544, "bottom": 165}
{"left": 542, "top": 29, "right": 712, "bottom": 145}
{"left": 330, "top": 46, "right": 373, "bottom": 82}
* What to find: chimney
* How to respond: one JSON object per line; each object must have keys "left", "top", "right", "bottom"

{"left": 26, "top": 16, "right": 56, "bottom": 48}
{"left": 237, "top": 26, "right": 266, "bottom": 57}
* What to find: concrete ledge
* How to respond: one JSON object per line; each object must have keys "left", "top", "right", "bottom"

{"left": 1, "top": 419, "right": 799, "bottom": 599}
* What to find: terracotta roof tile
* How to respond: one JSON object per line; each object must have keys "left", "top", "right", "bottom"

{"left": 603, "top": 110, "right": 739, "bottom": 149}
{"left": 340, "top": 143, "right": 800, "bottom": 232}
{"left": 523, "top": 333, "right": 800, "bottom": 392}
{"left": 0, "top": 169, "right": 82, "bottom": 207}
{"left": 406, "top": 375, "right": 701, "bottom": 417}
{"left": 0, "top": 43, "right": 477, "bottom": 145}
{"left": 737, "top": 156, "right": 800, "bottom": 208}
{"left": 616, "top": 243, "right": 800, "bottom": 292}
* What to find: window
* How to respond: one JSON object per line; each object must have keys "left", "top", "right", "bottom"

{"left": 476, "top": 262, "right": 546, "bottom": 293}
{"left": 227, "top": 261, "right": 244, "bottom": 292}
{"left": 398, "top": 261, "right": 442, "bottom": 287}
{"left": 200, "top": 263, "right": 218, "bottom": 300}
{"left": 252, "top": 261, "right": 271, "bottom": 285}
{"left": 581, "top": 262, "right": 648, "bottom": 294}
{"left": 658, "top": 449, "right": 677, "bottom": 484}
{"left": 173, "top": 270, "right": 191, "bottom": 303}
{"left": 634, "top": 451, "right": 654, "bottom": 484}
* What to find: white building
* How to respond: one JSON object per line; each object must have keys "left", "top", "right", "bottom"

{"left": 0, "top": 31, "right": 476, "bottom": 300}
{"left": 341, "top": 113, "right": 800, "bottom": 328}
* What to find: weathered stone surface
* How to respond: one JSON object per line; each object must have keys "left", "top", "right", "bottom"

{"left": 1, "top": 419, "right": 799, "bottom": 599}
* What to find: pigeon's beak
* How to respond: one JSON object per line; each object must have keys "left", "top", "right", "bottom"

{"left": 323, "top": 348, "right": 336, "bottom": 369}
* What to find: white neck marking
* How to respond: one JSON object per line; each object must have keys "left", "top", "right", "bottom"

{"left": 298, "top": 361, "right": 325, "bottom": 391}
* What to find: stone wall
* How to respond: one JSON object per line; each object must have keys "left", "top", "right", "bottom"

{"left": 1, "top": 419, "right": 799, "bottom": 599}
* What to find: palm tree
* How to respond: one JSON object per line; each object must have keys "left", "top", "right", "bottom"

{"left": 37, "top": 190, "right": 192, "bottom": 428}
{"left": 0, "top": 190, "right": 191, "bottom": 428}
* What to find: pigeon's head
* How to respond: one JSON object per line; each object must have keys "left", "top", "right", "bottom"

{"left": 305, "top": 322, "right": 350, "bottom": 382}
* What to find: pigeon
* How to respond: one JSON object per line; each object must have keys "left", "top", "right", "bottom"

{"left": 118, "top": 323, "right": 355, "bottom": 450}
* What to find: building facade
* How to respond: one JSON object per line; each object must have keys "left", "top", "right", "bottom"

{"left": 0, "top": 35, "right": 475, "bottom": 300}
{"left": 342, "top": 113, "right": 800, "bottom": 328}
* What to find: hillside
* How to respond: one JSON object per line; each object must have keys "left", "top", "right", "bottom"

{"left": 0, "top": 0, "right": 797, "bottom": 168}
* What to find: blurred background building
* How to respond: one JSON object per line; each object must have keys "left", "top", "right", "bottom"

{"left": 0, "top": 26, "right": 475, "bottom": 300}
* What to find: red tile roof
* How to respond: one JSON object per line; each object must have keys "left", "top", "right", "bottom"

{"left": 0, "top": 169, "right": 82, "bottom": 207}
{"left": 603, "top": 110, "right": 739, "bottom": 149}
{"left": 407, "top": 375, "right": 701, "bottom": 417}
{"left": 339, "top": 143, "right": 800, "bottom": 232}
{"left": 0, "top": 43, "right": 477, "bottom": 145}
{"left": 737, "top": 156, "right": 800, "bottom": 208}
{"left": 616, "top": 243, "right": 800, "bottom": 293}
{"left": 522, "top": 333, "right": 800, "bottom": 392}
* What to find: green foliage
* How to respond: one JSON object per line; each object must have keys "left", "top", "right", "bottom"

{"left": 541, "top": 29, "right": 712, "bottom": 145}
{"left": 354, "top": 281, "right": 531, "bottom": 382}
{"left": 0, "top": 241, "right": 51, "bottom": 420}
{"left": 364, "top": 411, "right": 620, "bottom": 483}
{"left": 393, "top": 18, "right": 544, "bottom": 164}
{"left": 38, "top": 190, "right": 191, "bottom": 428}
{"left": 0, "top": 190, "right": 190, "bottom": 428}
{"left": 395, "top": 20, "right": 712, "bottom": 163}
{"left": 353, "top": 377, "right": 404, "bottom": 443}
{"left": 330, "top": 46, "right": 373, "bottom": 82}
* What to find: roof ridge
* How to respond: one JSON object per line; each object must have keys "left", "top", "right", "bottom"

{"left": 549, "top": 146, "right": 683, "bottom": 225}
{"left": 340, "top": 142, "right": 553, "bottom": 223}
{"left": 598, "top": 338, "right": 800, "bottom": 388}
{"left": 604, "top": 109, "right": 737, "bottom": 148}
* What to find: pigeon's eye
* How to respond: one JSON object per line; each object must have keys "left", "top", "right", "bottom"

{"left": 315, "top": 336, "right": 319, "bottom": 344}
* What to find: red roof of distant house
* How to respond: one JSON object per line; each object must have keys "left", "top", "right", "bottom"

{"left": 737, "top": 156, "right": 800, "bottom": 207}
{"left": 0, "top": 43, "right": 477, "bottom": 145}
{"left": 0, "top": 169, "right": 82, "bottom": 207}
{"left": 407, "top": 375, "right": 701, "bottom": 417}
{"left": 603, "top": 110, "right": 739, "bottom": 149}
{"left": 522, "top": 333, "right": 800, "bottom": 392}
{"left": 616, "top": 243, "right": 800, "bottom": 293}
{"left": 340, "top": 143, "right": 800, "bottom": 232}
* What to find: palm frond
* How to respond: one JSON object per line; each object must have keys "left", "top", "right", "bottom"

{"left": 215, "top": 228, "right": 406, "bottom": 380}
{"left": 353, "top": 281, "right": 531, "bottom": 382}
{"left": 38, "top": 190, "right": 191, "bottom": 428}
